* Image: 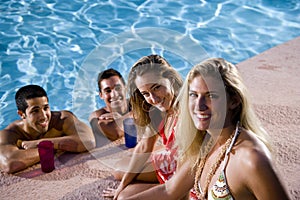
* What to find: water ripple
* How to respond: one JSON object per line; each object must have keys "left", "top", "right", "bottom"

{"left": 0, "top": 0, "right": 299, "bottom": 129}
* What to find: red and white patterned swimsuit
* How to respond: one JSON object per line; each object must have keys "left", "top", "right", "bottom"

{"left": 151, "top": 120, "right": 177, "bottom": 183}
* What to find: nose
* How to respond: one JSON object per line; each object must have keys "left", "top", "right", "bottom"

{"left": 148, "top": 93, "right": 160, "bottom": 105}
{"left": 110, "top": 88, "right": 118, "bottom": 98}
{"left": 40, "top": 109, "right": 48, "bottom": 119}
{"left": 196, "top": 96, "right": 208, "bottom": 111}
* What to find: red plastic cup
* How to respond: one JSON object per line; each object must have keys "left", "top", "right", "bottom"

{"left": 38, "top": 140, "right": 55, "bottom": 173}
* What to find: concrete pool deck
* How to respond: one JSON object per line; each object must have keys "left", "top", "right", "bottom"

{"left": 237, "top": 36, "right": 300, "bottom": 199}
{"left": 0, "top": 36, "right": 299, "bottom": 200}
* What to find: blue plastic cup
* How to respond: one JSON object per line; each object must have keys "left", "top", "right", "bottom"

{"left": 123, "top": 118, "right": 137, "bottom": 148}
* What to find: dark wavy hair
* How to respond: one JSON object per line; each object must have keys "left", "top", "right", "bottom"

{"left": 15, "top": 85, "right": 48, "bottom": 112}
{"left": 97, "top": 68, "right": 125, "bottom": 92}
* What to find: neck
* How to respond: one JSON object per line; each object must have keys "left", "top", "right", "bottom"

{"left": 23, "top": 125, "right": 43, "bottom": 140}
{"left": 207, "top": 124, "right": 236, "bottom": 147}
{"left": 109, "top": 104, "right": 128, "bottom": 115}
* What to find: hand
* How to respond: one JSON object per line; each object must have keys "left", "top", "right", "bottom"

{"left": 103, "top": 183, "right": 125, "bottom": 200}
{"left": 102, "top": 187, "right": 116, "bottom": 198}
{"left": 99, "top": 112, "right": 122, "bottom": 121}
{"left": 98, "top": 113, "right": 114, "bottom": 122}
{"left": 21, "top": 140, "right": 39, "bottom": 149}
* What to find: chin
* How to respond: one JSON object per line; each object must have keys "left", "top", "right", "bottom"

{"left": 111, "top": 100, "right": 123, "bottom": 108}
{"left": 194, "top": 120, "right": 210, "bottom": 131}
{"left": 156, "top": 107, "right": 167, "bottom": 112}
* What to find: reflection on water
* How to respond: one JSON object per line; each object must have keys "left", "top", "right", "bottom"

{"left": 0, "top": 0, "right": 300, "bottom": 128}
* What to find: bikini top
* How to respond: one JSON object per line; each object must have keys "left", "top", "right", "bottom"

{"left": 158, "top": 118, "right": 177, "bottom": 150}
{"left": 198, "top": 126, "right": 241, "bottom": 200}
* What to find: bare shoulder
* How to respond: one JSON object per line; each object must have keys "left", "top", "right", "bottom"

{"left": 234, "top": 129, "right": 272, "bottom": 172}
{"left": 47, "top": 111, "right": 78, "bottom": 131}
{"left": 230, "top": 130, "right": 290, "bottom": 199}
{"left": 52, "top": 110, "right": 82, "bottom": 120}
{"left": 0, "top": 121, "right": 24, "bottom": 144}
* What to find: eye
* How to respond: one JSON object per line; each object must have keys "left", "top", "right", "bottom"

{"left": 31, "top": 109, "right": 39, "bottom": 114}
{"left": 44, "top": 105, "right": 50, "bottom": 111}
{"left": 141, "top": 92, "right": 150, "bottom": 97}
{"left": 207, "top": 93, "right": 219, "bottom": 99}
{"left": 152, "top": 85, "right": 161, "bottom": 91}
{"left": 103, "top": 89, "right": 111, "bottom": 94}
{"left": 115, "top": 85, "right": 122, "bottom": 91}
{"left": 189, "top": 92, "right": 197, "bottom": 98}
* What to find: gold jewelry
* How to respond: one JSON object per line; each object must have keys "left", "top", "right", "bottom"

{"left": 194, "top": 124, "right": 240, "bottom": 199}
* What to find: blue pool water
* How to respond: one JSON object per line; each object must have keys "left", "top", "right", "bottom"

{"left": 1, "top": 0, "right": 300, "bottom": 129}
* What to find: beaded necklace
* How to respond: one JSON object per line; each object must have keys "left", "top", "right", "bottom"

{"left": 193, "top": 124, "right": 240, "bottom": 199}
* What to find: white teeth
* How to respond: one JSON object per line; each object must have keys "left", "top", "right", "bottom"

{"left": 110, "top": 97, "right": 122, "bottom": 102}
{"left": 197, "top": 114, "right": 209, "bottom": 119}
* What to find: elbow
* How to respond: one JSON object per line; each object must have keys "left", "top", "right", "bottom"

{"left": 86, "top": 135, "right": 96, "bottom": 150}
{"left": 65, "top": 135, "right": 96, "bottom": 152}
{"left": 85, "top": 139, "right": 96, "bottom": 150}
{"left": 78, "top": 138, "right": 96, "bottom": 152}
{"left": 1, "top": 160, "right": 26, "bottom": 174}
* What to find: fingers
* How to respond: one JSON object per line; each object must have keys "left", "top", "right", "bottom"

{"left": 99, "top": 112, "right": 122, "bottom": 121}
{"left": 102, "top": 187, "right": 116, "bottom": 198}
{"left": 21, "top": 141, "right": 38, "bottom": 149}
{"left": 99, "top": 113, "right": 114, "bottom": 121}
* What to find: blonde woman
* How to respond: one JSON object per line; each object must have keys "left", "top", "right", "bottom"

{"left": 104, "top": 55, "right": 183, "bottom": 199}
{"left": 121, "top": 58, "right": 289, "bottom": 200}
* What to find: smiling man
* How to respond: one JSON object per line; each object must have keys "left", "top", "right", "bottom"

{"left": 0, "top": 85, "right": 95, "bottom": 174}
{"left": 89, "top": 68, "right": 131, "bottom": 147}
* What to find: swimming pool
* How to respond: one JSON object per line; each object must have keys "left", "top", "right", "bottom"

{"left": 1, "top": 0, "right": 300, "bottom": 129}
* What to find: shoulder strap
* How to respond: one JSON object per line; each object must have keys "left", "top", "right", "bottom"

{"left": 222, "top": 122, "right": 241, "bottom": 170}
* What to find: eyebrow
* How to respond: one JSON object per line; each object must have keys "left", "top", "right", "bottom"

{"left": 140, "top": 83, "right": 160, "bottom": 94}
{"left": 150, "top": 83, "right": 160, "bottom": 90}
{"left": 103, "top": 83, "right": 122, "bottom": 90}
{"left": 188, "top": 89, "right": 219, "bottom": 94}
{"left": 29, "top": 104, "right": 49, "bottom": 110}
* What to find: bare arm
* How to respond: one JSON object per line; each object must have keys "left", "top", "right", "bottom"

{"left": 21, "top": 111, "right": 95, "bottom": 152}
{"left": 89, "top": 110, "right": 132, "bottom": 141}
{"left": 243, "top": 148, "right": 290, "bottom": 200}
{"left": 0, "top": 130, "right": 40, "bottom": 173}
{"left": 122, "top": 160, "right": 194, "bottom": 200}
{"left": 55, "top": 111, "right": 95, "bottom": 152}
{"left": 0, "top": 111, "right": 95, "bottom": 173}
{"left": 114, "top": 126, "right": 158, "bottom": 199}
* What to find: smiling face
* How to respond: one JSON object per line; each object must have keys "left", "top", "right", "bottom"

{"left": 135, "top": 71, "right": 174, "bottom": 113}
{"left": 99, "top": 75, "right": 127, "bottom": 113}
{"left": 188, "top": 75, "right": 232, "bottom": 131}
{"left": 18, "top": 96, "right": 51, "bottom": 135}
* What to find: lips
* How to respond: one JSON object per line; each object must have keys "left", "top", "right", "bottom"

{"left": 38, "top": 121, "right": 48, "bottom": 128}
{"left": 110, "top": 96, "right": 123, "bottom": 104}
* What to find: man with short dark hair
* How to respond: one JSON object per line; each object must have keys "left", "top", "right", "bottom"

{"left": 0, "top": 85, "right": 95, "bottom": 173}
{"left": 89, "top": 68, "right": 131, "bottom": 147}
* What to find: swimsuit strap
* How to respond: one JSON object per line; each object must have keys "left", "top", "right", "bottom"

{"left": 222, "top": 122, "right": 241, "bottom": 171}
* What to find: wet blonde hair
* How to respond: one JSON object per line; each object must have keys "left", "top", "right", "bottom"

{"left": 175, "top": 58, "right": 270, "bottom": 163}
{"left": 127, "top": 54, "right": 183, "bottom": 127}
